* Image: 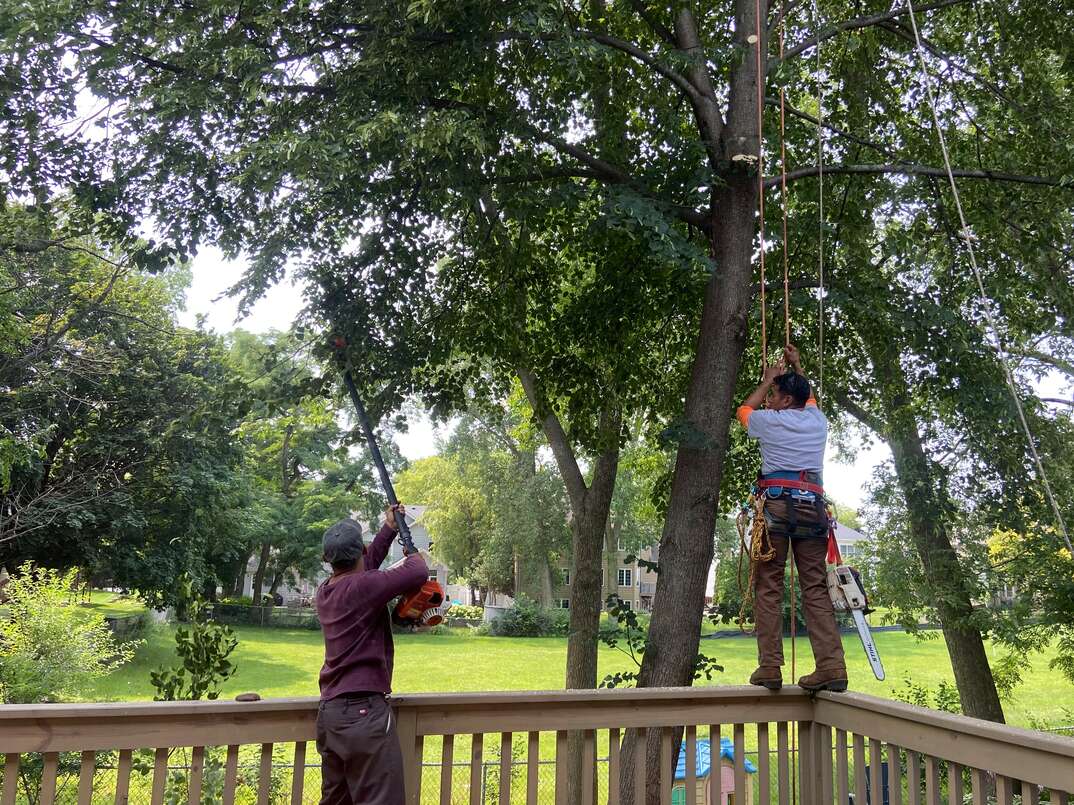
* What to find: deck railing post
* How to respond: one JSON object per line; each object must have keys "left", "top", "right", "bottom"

{"left": 798, "top": 719, "right": 823, "bottom": 804}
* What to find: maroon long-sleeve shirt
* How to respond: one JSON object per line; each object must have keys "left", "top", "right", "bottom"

{"left": 315, "top": 522, "right": 428, "bottom": 699}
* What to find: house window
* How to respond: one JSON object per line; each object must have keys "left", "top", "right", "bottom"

{"left": 563, "top": 568, "right": 570, "bottom": 585}
{"left": 619, "top": 599, "right": 632, "bottom": 611}
{"left": 428, "top": 571, "right": 438, "bottom": 581}
{"left": 555, "top": 599, "right": 570, "bottom": 609}
{"left": 617, "top": 538, "right": 626, "bottom": 552}
{"left": 617, "top": 568, "right": 633, "bottom": 587}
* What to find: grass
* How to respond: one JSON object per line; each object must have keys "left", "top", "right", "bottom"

{"left": 0, "top": 589, "right": 146, "bottom": 620}
{"left": 81, "top": 590, "right": 148, "bottom": 618}
{"left": 82, "top": 621, "right": 1072, "bottom": 727}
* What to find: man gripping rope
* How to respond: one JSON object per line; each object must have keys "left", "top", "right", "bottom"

{"left": 736, "top": 345, "right": 848, "bottom": 693}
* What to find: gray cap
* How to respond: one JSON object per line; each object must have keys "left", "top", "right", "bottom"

{"left": 322, "top": 519, "right": 364, "bottom": 564}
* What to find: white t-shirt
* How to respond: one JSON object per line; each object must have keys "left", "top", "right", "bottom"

{"left": 741, "top": 402, "right": 827, "bottom": 476}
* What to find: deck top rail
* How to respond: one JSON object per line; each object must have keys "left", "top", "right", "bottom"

{"left": 3, "top": 686, "right": 1072, "bottom": 803}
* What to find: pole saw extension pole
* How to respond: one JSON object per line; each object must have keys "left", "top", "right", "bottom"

{"left": 339, "top": 369, "right": 417, "bottom": 555}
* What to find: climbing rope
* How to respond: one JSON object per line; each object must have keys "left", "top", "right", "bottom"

{"left": 904, "top": 0, "right": 1074, "bottom": 556}
{"left": 736, "top": 493, "right": 776, "bottom": 629}
{"left": 813, "top": 0, "right": 826, "bottom": 404}
{"left": 753, "top": 0, "right": 769, "bottom": 370}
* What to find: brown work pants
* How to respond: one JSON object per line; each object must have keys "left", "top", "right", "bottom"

{"left": 754, "top": 532, "right": 846, "bottom": 672}
{"left": 316, "top": 693, "right": 404, "bottom": 805}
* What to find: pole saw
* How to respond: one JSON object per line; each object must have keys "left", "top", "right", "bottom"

{"left": 333, "top": 337, "right": 449, "bottom": 627}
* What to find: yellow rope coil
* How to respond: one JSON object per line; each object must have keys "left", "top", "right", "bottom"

{"left": 736, "top": 492, "right": 776, "bottom": 630}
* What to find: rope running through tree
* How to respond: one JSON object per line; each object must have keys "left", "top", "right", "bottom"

{"left": 904, "top": 0, "right": 1074, "bottom": 556}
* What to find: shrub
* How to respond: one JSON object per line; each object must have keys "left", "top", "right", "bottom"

{"left": 488, "top": 597, "right": 568, "bottom": 637}
{"left": 0, "top": 563, "right": 138, "bottom": 704}
{"left": 150, "top": 576, "right": 238, "bottom": 702}
{"left": 448, "top": 604, "right": 484, "bottom": 620}
{"left": 219, "top": 595, "right": 254, "bottom": 606}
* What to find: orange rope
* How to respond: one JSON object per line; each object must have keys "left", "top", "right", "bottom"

{"left": 779, "top": 29, "right": 791, "bottom": 348}
{"left": 753, "top": 0, "right": 768, "bottom": 369}
{"left": 777, "top": 15, "right": 799, "bottom": 805}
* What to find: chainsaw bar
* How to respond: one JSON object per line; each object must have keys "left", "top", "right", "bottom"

{"left": 851, "top": 609, "right": 885, "bottom": 681}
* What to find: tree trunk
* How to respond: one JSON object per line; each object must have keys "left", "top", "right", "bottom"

{"left": 539, "top": 556, "right": 554, "bottom": 607}
{"left": 251, "top": 542, "right": 271, "bottom": 605}
{"left": 269, "top": 569, "right": 284, "bottom": 597}
{"left": 621, "top": 4, "right": 765, "bottom": 797}
{"left": 519, "top": 369, "right": 620, "bottom": 804}
{"left": 872, "top": 348, "right": 1006, "bottom": 723}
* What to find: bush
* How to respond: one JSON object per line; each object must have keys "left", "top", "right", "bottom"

{"left": 488, "top": 597, "right": 568, "bottom": 637}
{"left": 0, "top": 563, "right": 138, "bottom": 703}
{"left": 219, "top": 595, "right": 254, "bottom": 606}
{"left": 151, "top": 576, "right": 238, "bottom": 702}
{"left": 448, "top": 604, "right": 484, "bottom": 620}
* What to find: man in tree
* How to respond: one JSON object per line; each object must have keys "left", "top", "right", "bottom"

{"left": 315, "top": 504, "right": 428, "bottom": 805}
{"left": 736, "top": 346, "right": 847, "bottom": 693}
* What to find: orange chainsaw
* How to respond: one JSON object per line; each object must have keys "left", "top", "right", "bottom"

{"left": 335, "top": 342, "right": 449, "bottom": 627}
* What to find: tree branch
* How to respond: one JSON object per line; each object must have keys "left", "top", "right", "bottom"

{"left": 627, "top": 0, "right": 676, "bottom": 43}
{"left": 588, "top": 33, "right": 701, "bottom": 108}
{"left": 1041, "top": 397, "right": 1074, "bottom": 408}
{"left": 832, "top": 390, "right": 887, "bottom": 434}
{"left": 764, "top": 96, "right": 899, "bottom": 160}
{"left": 1015, "top": 348, "right": 1074, "bottom": 378}
{"left": 517, "top": 369, "right": 588, "bottom": 511}
{"left": 672, "top": 8, "right": 725, "bottom": 170}
{"left": 777, "top": 0, "right": 975, "bottom": 65}
{"left": 588, "top": 406, "right": 622, "bottom": 509}
{"left": 768, "top": 163, "right": 1074, "bottom": 190}
{"left": 519, "top": 123, "right": 710, "bottom": 229}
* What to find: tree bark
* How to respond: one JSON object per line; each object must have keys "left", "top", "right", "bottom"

{"left": 269, "top": 569, "right": 284, "bottom": 597}
{"left": 540, "top": 559, "right": 553, "bottom": 607}
{"left": 251, "top": 541, "right": 271, "bottom": 605}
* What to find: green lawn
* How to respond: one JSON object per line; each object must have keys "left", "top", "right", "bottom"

{"left": 85, "top": 622, "right": 1071, "bottom": 727}
{"left": 82, "top": 590, "right": 148, "bottom": 618}
{"left": 0, "top": 589, "right": 146, "bottom": 620}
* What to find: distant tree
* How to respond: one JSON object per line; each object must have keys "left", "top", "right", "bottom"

{"left": 0, "top": 203, "right": 249, "bottom": 607}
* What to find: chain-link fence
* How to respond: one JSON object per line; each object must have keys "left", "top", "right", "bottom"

{"left": 7, "top": 752, "right": 596, "bottom": 804}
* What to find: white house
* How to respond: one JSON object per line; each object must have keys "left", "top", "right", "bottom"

{"left": 833, "top": 522, "right": 870, "bottom": 560}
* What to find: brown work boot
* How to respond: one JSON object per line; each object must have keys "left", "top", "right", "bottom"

{"left": 797, "top": 666, "right": 849, "bottom": 693}
{"left": 749, "top": 666, "right": 783, "bottom": 691}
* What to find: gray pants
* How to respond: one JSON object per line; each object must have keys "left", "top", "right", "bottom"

{"left": 316, "top": 694, "right": 404, "bottom": 805}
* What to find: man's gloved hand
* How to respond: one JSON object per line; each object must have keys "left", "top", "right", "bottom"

{"left": 783, "top": 344, "right": 803, "bottom": 373}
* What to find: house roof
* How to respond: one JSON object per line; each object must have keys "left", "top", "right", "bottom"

{"left": 835, "top": 522, "right": 867, "bottom": 543}
{"left": 673, "top": 737, "right": 757, "bottom": 780}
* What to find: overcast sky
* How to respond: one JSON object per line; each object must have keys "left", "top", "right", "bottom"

{"left": 176, "top": 247, "right": 897, "bottom": 511}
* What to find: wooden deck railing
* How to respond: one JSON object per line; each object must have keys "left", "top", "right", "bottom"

{"left": 2, "top": 687, "right": 1072, "bottom": 804}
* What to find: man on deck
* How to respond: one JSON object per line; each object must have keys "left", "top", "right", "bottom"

{"left": 315, "top": 504, "right": 429, "bottom": 804}
{"left": 736, "top": 345, "right": 848, "bottom": 693}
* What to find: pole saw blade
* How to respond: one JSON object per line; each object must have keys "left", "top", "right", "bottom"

{"left": 852, "top": 609, "right": 885, "bottom": 681}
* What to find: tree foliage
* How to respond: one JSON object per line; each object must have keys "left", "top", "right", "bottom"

{"left": 0, "top": 203, "right": 251, "bottom": 607}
